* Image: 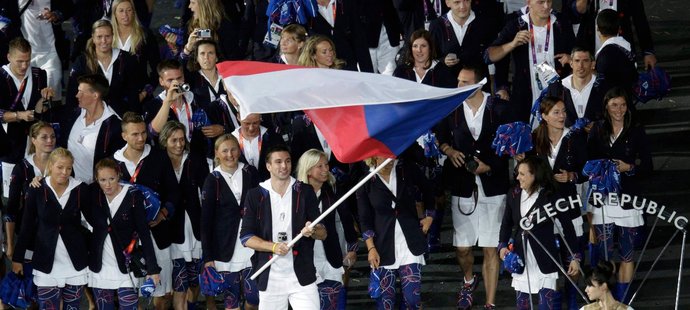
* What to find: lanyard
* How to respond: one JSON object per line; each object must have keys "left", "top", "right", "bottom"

{"left": 528, "top": 14, "right": 551, "bottom": 66}
{"left": 422, "top": 0, "right": 429, "bottom": 21}
{"left": 239, "top": 130, "right": 262, "bottom": 159}
{"left": 129, "top": 159, "right": 144, "bottom": 183}
{"left": 10, "top": 77, "right": 28, "bottom": 110}
{"left": 170, "top": 97, "right": 193, "bottom": 140}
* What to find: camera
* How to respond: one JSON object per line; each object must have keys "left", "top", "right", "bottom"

{"left": 464, "top": 150, "right": 481, "bottom": 174}
{"left": 195, "top": 29, "right": 212, "bottom": 39}
{"left": 175, "top": 83, "right": 191, "bottom": 93}
{"left": 277, "top": 232, "right": 288, "bottom": 242}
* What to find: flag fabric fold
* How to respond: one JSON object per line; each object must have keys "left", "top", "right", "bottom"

{"left": 218, "top": 61, "right": 483, "bottom": 163}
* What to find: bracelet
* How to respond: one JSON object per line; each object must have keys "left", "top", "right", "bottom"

{"left": 368, "top": 247, "right": 376, "bottom": 252}
{"left": 14, "top": 112, "right": 19, "bottom": 121}
{"left": 271, "top": 243, "right": 278, "bottom": 254}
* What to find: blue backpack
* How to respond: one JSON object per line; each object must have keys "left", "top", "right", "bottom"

{"left": 634, "top": 66, "right": 671, "bottom": 103}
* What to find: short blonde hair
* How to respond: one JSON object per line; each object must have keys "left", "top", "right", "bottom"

{"left": 296, "top": 149, "right": 335, "bottom": 187}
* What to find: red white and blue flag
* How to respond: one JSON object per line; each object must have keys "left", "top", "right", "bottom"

{"left": 218, "top": 61, "right": 483, "bottom": 163}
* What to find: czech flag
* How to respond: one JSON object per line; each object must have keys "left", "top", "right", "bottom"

{"left": 218, "top": 61, "right": 483, "bottom": 163}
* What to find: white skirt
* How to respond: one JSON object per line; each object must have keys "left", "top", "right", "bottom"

{"left": 511, "top": 240, "right": 558, "bottom": 294}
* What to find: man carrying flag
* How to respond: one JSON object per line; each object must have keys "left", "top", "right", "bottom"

{"left": 219, "top": 60, "right": 483, "bottom": 308}
{"left": 240, "top": 145, "right": 327, "bottom": 310}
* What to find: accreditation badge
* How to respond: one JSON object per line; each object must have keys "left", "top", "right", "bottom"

{"left": 263, "top": 23, "right": 283, "bottom": 48}
{"left": 534, "top": 61, "right": 559, "bottom": 91}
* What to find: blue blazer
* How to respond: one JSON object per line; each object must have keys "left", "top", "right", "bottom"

{"left": 0, "top": 67, "right": 48, "bottom": 163}
{"left": 546, "top": 79, "right": 608, "bottom": 127}
{"left": 6, "top": 159, "right": 38, "bottom": 235}
{"left": 587, "top": 122, "right": 653, "bottom": 209}
{"left": 532, "top": 130, "right": 588, "bottom": 220}
{"left": 435, "top": 95, "right": 512, "bottom": 197}
{"left": 89, "top": 185, "right": 161, "bottom": 275}
{"left": 168, "top": 151, "right": 209, "bottom": 244}
{"left": 499, "top": 187, "right": 579, "bottom": 275}
{"left": 487, "top": 14, "right": 575, "bottom": 122}
{"left": 13, "top": 180, "right": 91, "bottom": 274}
{"left": 201, "top": 165, "right": 260, "bottom": 264}
{"left": 240, "top": 181, "right": 321, "bottom": 291}
{"left": 116, "top": 147, "right": 179, "bottom": 249}
{"left": 318, "top": 183, "right": 359, "bottom": 269}
{"left": 357, "top": 159, "right": 434, "bottom": 266}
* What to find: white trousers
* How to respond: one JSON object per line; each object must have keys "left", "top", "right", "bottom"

{"left": 368, "top": 27, "right": 400, "bottom": 75}
{"left": 259, "top": 276, "right": 319, "bottom": 310}
{"left": 31, "top": 51, "right": 63, "bottom": 100}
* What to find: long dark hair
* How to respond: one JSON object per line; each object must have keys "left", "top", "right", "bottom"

{"left": 534, "top": 96, "right": 563, "bottom": 158}
{"left": 600, "top": 87, "right": 633, "bottom": 141}
{"left": 401, "top": 29, "right": 437, "bottom": 68}
{"left": 518, "top": 156, "right": 556, "bottom": 196}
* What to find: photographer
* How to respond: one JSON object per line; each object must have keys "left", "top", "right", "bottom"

{"left": 435, "top": 64, "right": 512, "bottom": 309}
{"left": 143, "top": 59, "right": 218, "bottom": 163}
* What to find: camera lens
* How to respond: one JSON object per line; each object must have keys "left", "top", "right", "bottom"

{"left": 177, "top": 83, "right": 190, "bottom": 93}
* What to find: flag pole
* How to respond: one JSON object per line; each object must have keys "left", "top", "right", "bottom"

{"left": 250, "top": 157, "right": 395, "bottom": 281}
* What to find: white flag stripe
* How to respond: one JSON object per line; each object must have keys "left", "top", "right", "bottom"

{"left": 223, "top": 67, "right": 484, "bottom": 119}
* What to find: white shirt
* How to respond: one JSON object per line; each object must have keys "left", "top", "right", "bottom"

{"left": 172, "top": 152, "right": 189, "bottom": 182}
{"left": 33, "top": 177, "right": 88, "bottom": 287}
{"left": 562, "top": 75, "right": 596, "bottom": 118}
{"left": 24, "top": 154, "right": 44, "bottom": 177}
{"left": 262, "top": 178, "right": 296, "bottom": 279}
{"left": 232, "top": 126, "right": 268, "bottom": 168}
{"left": 447, "top": 10, "right": 476, "bottom": 46}
{"left": 213, "top": 165, "right": 254, "bottom": 271}
{"left": 117, "top": 34, "right": 133, "bottom": 52}
{"left": 414, "top": 60, "right": 439, "bottom": 83}
{"left": 463, "top": 92, "right": 488, "bottom": 141}
{"left": 99, "top": 48, "right": 121, "bottom": 84}
{"left": 522, "top": 13, "right": 557, "bottom": 102}
{"left": 158, "top": 91, "right": 196, "bottom": 141}
{"left": 2, "top": 64, "right": 33, "bottom": 110}
{"left": 547, "top": 128, "right": 570, "bottom": 168}
{"left": 68, "top": 103, "right": 117, "bottom": 184}
{"left": 19, "top": 0, "right": 56, "bottom": 53}
{"left": 318, "top": 0, "right": 337, "bottom": 27}
{"left": 596, "top": 36, "right": 632, "bottom": 58}
{"left": 199, "top": 70, "right": 222, "bottom": 102}
{"left": 113, "top": 144, "right": 152, "bottom": 179}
